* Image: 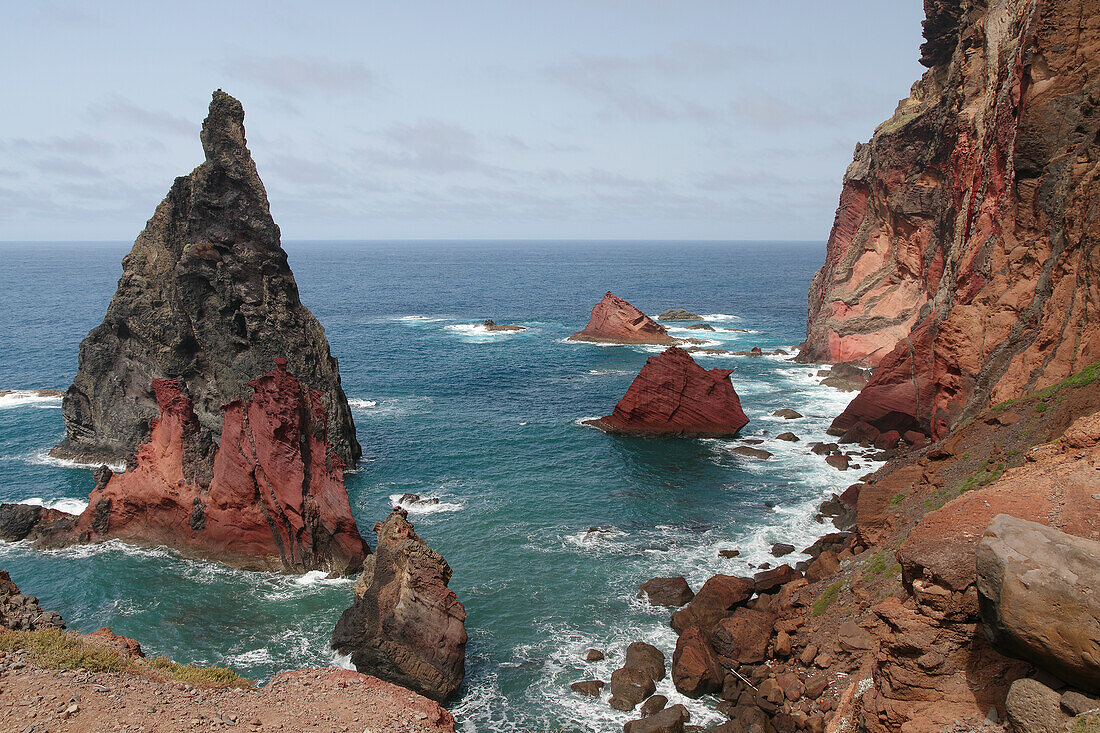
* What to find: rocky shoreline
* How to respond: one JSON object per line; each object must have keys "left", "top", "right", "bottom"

{"left": 571, "top": 362, "right": 1099, "bottom": 733}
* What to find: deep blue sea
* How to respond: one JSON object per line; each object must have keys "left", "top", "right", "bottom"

{"left": 0, "top": 240, "right": 863, "bottom": 732}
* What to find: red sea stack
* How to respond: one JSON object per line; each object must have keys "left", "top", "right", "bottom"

{"left": 587, "top": 347, "right": 749, "bottom": 437}
{"left": 569, "top": 292, "right": 674, "bottom": 345}
{"left": 74, "top": 360, "right": 368, "bottom": 574}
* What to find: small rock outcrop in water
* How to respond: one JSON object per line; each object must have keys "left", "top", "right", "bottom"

{"left": 585, "top": 347, "right": 749, "bottom": 438}
{"left": 52, "top": 90, "right": 360, "bottom": 470}
{"left": 658, "top": 308, "right": 702, "bottom": 321}
{"left": 569, "top": 292, "right": 674, "bottom": 345}
{"left": 481, "top": 319, "right": 525, "bottom": 332}
{"left": 801, "top": 0, "right": 1100, "bottom": 440}
{"left": 977, "top": 514, "right": 1100, "bottom": 690}
{"left": 331, "top": 510, "right": 467, "bottom": 702}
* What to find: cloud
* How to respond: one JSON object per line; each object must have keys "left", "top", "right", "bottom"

{"left": 87, "top": 96, "right": 195, "bottom": 137}
{"left": 221, "top": 55, "right": 376, "bottom": 96}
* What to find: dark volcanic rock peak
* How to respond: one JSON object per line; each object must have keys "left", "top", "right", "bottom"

{"left": 53, "top": 90, "right": 360, "bottom": 472}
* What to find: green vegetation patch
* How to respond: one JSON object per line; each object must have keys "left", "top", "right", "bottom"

{"left": 888, "top": 492, "right": 906, "bottom": 507}
{"left": 1070, "top": 713, "right": 1100, "bottom": 733}
{"left": 993, "top": 359, "right": 1100, "bottom": 412}
{"left": 0, "top": 628, "right": 251, "bottom": 688}
{"left": 812, "top": 581, "right": 844, "bottom": 617}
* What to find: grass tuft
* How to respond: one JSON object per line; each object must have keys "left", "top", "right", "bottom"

{"left": 812, "top": 581, "right": 843, "bottom": 617}
{"left": 0, "top": 628, "right": 251, "bottom": 688}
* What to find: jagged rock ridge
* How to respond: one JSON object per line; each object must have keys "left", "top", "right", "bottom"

{"left": 803, "top": 0, "right": 1100, "bottom": 439}
{"left": 53, "top": 90, "right": 360, "bottom": 471}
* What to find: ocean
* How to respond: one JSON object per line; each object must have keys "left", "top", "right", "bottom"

{"left": 0, "top": 240, "right": 865, "bottom": 731}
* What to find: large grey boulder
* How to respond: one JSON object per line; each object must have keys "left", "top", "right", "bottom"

{"left": 1005, "top": 678, "right": 1070, "bottom": 733}
{"left": 976, "top": 515, "right": 1100, "bottom": 692}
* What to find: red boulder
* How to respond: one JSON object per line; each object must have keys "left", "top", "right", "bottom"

{"left": 569, "top": 292, "right": 674, "bottom": 345}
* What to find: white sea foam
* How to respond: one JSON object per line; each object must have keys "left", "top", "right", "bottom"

{"left": 698, "top": 313, "right": 741, "bottom": 322}
{"left": 26, "top": 451, "right": 126, "bottom": 473}
{"left": 348, "top": 398, "right": 378, "bottom": 410}
{"left": 445, "top": 323, "right": 527, "bottom": 343}
{"left": 17, "top": 496, "right": 89, "bottom": 514}
{"left": 396, "top": 315, "right": 447, "bottom": 323}
{"left": 0, "top": 390, "right": 63, "bottom": 409}
{"left": 573, "top": 416, "right": 603, "bottom": 428}
{"left": 292, "top": 570, "right": 352, "bottom": 587}
{"left": 226, "top": 648, "right": 274, "bottom": 666}
{"left": 331, "top": 650, "right": 355, "bottom": 671}
{"left": 389, "top": 493, "right": 464, "bottom": 515}
{"left": 586, "top": 369, "right": 633, "bottom": 376}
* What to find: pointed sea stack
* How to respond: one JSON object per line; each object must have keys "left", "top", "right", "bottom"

{"left": 332, "top": 510, "right": 467, "bottom": 702}
{"left": 52, "top": 90, "right": 360, "bottom": 469}
{"left": 569, "top": 292, "right": 675, "bottom": 345}
{"left": 802, "top": 1, "right": 1100, "bottom": 440}
{"left": 585, "top": 347, "right": 749, "bottom": 437}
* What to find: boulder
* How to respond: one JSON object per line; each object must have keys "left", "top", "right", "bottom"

{"left": 730, "top": 446, "right": 772, "bottom": 460}
{"left": 586, "top": 649, "right": 606, "bottom": 662}
{"left": 625, "top": 642, "right": 666, "bottom": 682}
{"left": 825, "top": 454, "right": 850, "bottom": 470}
{"left": 331, "top": 511, "right": 467, "bottom": 702}
{"left": 638, "top": 577, "right": 694, "bottom": 608}
{"left": 570, "top": 680, "right": 605, "bottom": 696}
{"left": 753, "top": 564, "right": 800, "bottom": 594}
{"left": 481, "top": 319, "right": 525, "bottom": 332}
{"left": 639, "top": 694, "right": 669, "bottom": 717}
{"left": 977, "top": 515, "right": 1100, "bottom": 691}
{"left": 1005, "top": 678, "right": 1071, "bottom": 733}
{"left": 771, "top": 543, "right": 795, "bottom": 557}
{"left": 51, "top": 90, "right": 359, "bottom": 470}
{"left": 710, "top": 608, "right": 776, "bottom": 665}
{"left": 773, "top": 409, "right": 803, "bottom": 419}
{"left": 570, "top": 292, "right": 674, "bottom": 345}
{"left": 624, "top": 704, "right": 689, "bottom": 733}
{"left": 671, "top": 574, "right": 754, "bottom": 633}
{"left": 776, "top": 432, "right": 799, "bottom": 442}
{"left": 609, "top": 666, "right": 657, "bottom": 711}
{"left": 585, "top": 347, "right": 749, "bottom": 438}
{"left": 671, "top": 626, "right": 722, "bottom": 698}
{"left": 0, "top": 571, "right": 65, "bottom": 631}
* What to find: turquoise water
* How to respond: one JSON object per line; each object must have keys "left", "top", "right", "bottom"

{"left": 0, "top": 241, "right": 863, "bottom": 731}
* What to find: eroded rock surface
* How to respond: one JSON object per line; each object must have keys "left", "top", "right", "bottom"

{"left": 52, "top": 90, "right": 359, "bottom": 470}
{"left": 586, "top": 347, "right": 749, "bottom": 438}
{"left": 803, "top": 0, "right": 1100, "bottom": 440}
{"left": 570, "top": 292, "right": 674, "bottom": 345}
{"left": 331, "top": 510, "right": 467, "bottom": 702}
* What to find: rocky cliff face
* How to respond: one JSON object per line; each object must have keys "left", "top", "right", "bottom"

{"left": 53, "top": 90, "right": 359, "bottom": 470}
{"left": 331, "top": 510, "right": 467, "bottom": 702}
{"left": 65, "top": 360, "right": 368, "bottom": 573}
{"left": 570, "top": 292, "right": 675, "bottom": 345}
{"left": 586, "top": 346, "right": 749, "bottom": 437}
{"left": 804, "top": 0, "right": 1100, "bottom": 440}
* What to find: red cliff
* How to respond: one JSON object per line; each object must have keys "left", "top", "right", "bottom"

{"left": 569, "top": 292, "right": 675, "bottom": 345}
{"left": 587, "top": 346, "right": 749, "bottom": 437}
{"left": 73, "top": 359, "right": 368, "bottom": 573}
{"left": 803, "top": 0, "right": 1100, "bottom": 440}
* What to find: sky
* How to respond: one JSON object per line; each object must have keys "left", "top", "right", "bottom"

{"left": 0, "top": 1, "right": 926, "bottom": 241}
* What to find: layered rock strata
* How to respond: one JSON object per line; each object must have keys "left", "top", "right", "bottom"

{"left": 804, "top": 0, "right": 1100, "bottom": 440}
{"left": 52, "top": 90, "right": 359, "bottom": 469}
{"left": 585, "top": 347, "right": 749, "bottom": 438}
{"left": 331, "top": 510, "right": 467, "bottom": 702}
{"left": 1, "top": 361, "right": 369, "bottom": 573}
{"left": 569, "top": 292, "right": 674, "bottom": 345}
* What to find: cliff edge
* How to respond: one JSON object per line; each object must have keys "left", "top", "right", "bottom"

{"left": 803, "top": 0, "right": 1100, "bottom": 440}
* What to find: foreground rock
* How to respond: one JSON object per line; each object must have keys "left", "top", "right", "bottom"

{"left": 639, "top": 577, "right": 695, "bottom": 607}
{"left": 51, "top": 90, "right": 360, "bottom": 470}
{"left": 802, "top": 0, "right": 1100, "bottom": 441}
{"left": 977, "top": 515, "right": 1100, "bottom": 691}
{"left": 585, "top": 347, "right": 749, "bottom": 437}
{"left": 0, "top": 571, "right": 64, "bottom": 631}
{"left": 569, "top": 292, "right": 675, "bottom": 345}
{"left": 2, "top": 361, "right": 369, "bottom": 573}
{"left": 332, "top": 510, "right": 467, "bottom": 702}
